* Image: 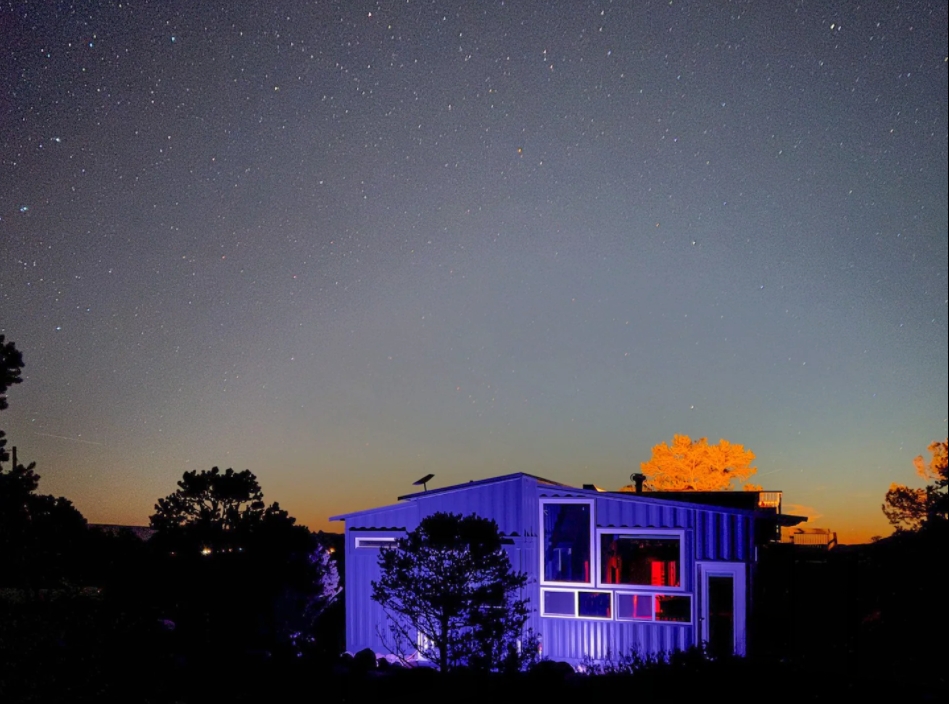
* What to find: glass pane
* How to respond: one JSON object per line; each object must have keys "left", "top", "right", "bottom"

{"left": 543, "top": 590, "right": 575, "bottom": 616}
{"left": 708, "top": 576, "right": 735, "bottom": 657}
{"left": 655, "top": 594, "right": 691, "bottom": 623}
{"left": 616, "top": 593, "right": 653, "bottom": 620}
{"left": 355, "top": 538, "right": 395, "bottom": 548}
{"left": 578, "top": 591, "right": 612, "bottom": 618}
{"left": 600, "top": 534, "right": 680, "bottom": 587}
{"left": 543, "top": 503, "right": 591, "bottom": 583}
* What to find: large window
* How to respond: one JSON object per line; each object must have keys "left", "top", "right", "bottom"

{"left": 599, "top": 533, "right": 681, "bottom": 588}
{"left": 541, "top": 500, "right": 593, "bottom": 584}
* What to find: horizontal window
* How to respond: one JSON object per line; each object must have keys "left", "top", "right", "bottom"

{"left": 600, "top": 533, "right": 681, "bottom": 588}
{"left": 578, "top": 591, "right": 612, "bottom": 619}
{"left": 614, "top": 592, "right": 692, "bottom": 624}
{"left": 543, "top": 588, "right": 691, "bottom": 624}
{"left": 655, "top": 594, "right": 692, "bottom": 623}
{"left": 616, "top": 592, "right": 653, "bottom": 621}
{"left": 542, "top": 589, "right": 576, "bottom": 617}
{"left": 354, "top": 537, "right": 397, "bottom": 549}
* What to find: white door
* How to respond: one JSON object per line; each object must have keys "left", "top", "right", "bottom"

{"left": 696, "top": 561, "right": 746, "bottom": 657}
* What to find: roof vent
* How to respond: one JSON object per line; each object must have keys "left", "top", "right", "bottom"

{"left": 630, "top": 473, "right": 647, "bottom": 493}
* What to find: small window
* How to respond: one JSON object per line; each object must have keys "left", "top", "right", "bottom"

{"left": 355, "top": 537, "right": 397, "bottom": 549}
{"left": 616, "top": 593, "right": 654, "bottom": 620}
{"left": 417, "top": 631, "right": 433, "bottom": 660}
{"left": 655, "top": 594, "right": 692, "bottom": 623}
{"left": 578, "top": 591, "right": 612, "bottom": 619}
{"left": 542, "top": 590, "right": 576, "bottom": 617}
{"left": 600, "top": 534, "right": 681, "bottom": 587}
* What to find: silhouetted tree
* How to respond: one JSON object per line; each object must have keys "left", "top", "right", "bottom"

{"left": 0, "top": 334, "right": 25, "bottom": 462}
{"left": 0, "top": 334, "right": 23, "bottom": 411}
{"left": 371, "top": 512, "right": 530, "bottom": 672}
{"left": 0, "top": 451, "right": 89, "bottom": 588}
{"left": 150, "top": 466, "right": 271, "bottom": 545}
{"left": 0, "top": 337, "right": 88, "bottom": 588}
{"left": 623, "top": 434, "right": 759, "bottom": 491}
{"left": 149, "top": 467, "right": 336, "bottom": 651}
{"left": 883, "top": 439, "right": 948, "bottom": 532}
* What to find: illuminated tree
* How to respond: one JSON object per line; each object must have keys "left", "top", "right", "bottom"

{"left": 627, "top": 434, "right": 758, "bottom": 491}
{"left": 883, "top": 439, "right": 948, "bottom": 532}
{"left": 371, "top": 512, "right": 530, "bottom": 672}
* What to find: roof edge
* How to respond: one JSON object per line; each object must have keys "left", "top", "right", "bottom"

{"left": 396, "top": 471, "right": 570, "bottom": 501}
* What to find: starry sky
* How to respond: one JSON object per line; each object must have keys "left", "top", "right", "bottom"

{"left": 1, "top": 1, "right": 946, "bottom": 543}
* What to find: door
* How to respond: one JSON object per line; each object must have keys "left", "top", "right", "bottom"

{"left": 696, "top": 562, "right": 746, "bottom": 656}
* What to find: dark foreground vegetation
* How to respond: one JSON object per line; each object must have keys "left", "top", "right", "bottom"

{"left": 0, "top": 620, "right": 945, "bottom": 704}
{"left": 1, "top": 527, "right": 946, "bottom": 703}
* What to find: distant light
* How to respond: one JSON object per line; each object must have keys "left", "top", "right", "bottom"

{"left": 201, "top": 547, "right": 212, "bottom": 556}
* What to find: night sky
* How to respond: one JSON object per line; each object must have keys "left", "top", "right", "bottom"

{"left": 1, "top": 1, "right": 946, "bottom": 543}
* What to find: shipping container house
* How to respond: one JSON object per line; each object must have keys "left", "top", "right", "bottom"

{"left": 330, "top": 472, "right": 759, "bottom": 667}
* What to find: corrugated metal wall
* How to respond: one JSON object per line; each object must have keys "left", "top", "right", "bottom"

{"left": 693, "top": 509, "right": 754, "bottom": 562}
{"left": 541, "top": 618, "right": 693, "bottom": 662}
{"left": 346, "top": 546, "right": 391, "bottom": 652}
{"left": 409, "top": 475, "right": 531, "bottom": 536}
{"left": 594, "top": 496, "right": 693, "bottom": 530}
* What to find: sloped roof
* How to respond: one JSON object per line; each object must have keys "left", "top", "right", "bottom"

{"left": 329, "top": 472, "right": 567, "bottom": 521}
{"left": 330, "top": 472, "right": 780, "bottom": 522}
{"left": 396, "top": 471, "right": 569, "bottom": 501}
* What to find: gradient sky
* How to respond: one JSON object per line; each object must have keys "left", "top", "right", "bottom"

{"left": 1, "top": 1, "right": 946, "bottom": 543}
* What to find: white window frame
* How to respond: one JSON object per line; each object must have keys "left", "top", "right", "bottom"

{"left": 540, "top": 588, "right": 615, "bottom": 621}
{"left": 612, "top": 591, "right": 693, "bottom": 624}
{"left": 539, "top": 498, "right": 596, "bottom": 587}
{"left": 576, "top": 589, "right": 614, "bottom": 621}
{"left": 354, "top": 536, "right": 398, "bottom": 549}
{"left": 653, "top": 592, "right": 693, "bottom": 625}
{"left": 540, "top": 587, "right": 578, "bottom": 618}
{"left": 416, "top": 630, "right": 433, "bottom": 660}
{"left": 595, "top": 528, "right": 687, "bottom": 591}
{"left": 613, "top": 591, "right": 656, "bottom": 622}
{"left": 696, "top": 561, "right": 746, "bottom": 655}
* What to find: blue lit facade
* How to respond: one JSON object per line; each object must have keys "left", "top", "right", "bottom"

{"left": 331, "top": 473, "right": 756, "bottom": 666}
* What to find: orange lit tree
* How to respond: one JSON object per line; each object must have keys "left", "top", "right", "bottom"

{"left": 882, "top": 439, "right": 948, "bottom": 532}
{"left": 627, "top": 434, "right": 759, "bottom": 491}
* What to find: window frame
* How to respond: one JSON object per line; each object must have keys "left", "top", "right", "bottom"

{"left": 613, "top": 591, "right": 655, "bottom": 622}
{"left": 540, "top": 587, "right": 579, "bottom": 618}
{"left": 595, "top": 528, "right": 687, "bottom": 591}
{"left": 539, "top": 498, "right": 596, "bottom": 587}
{"left": 653, "top": 593, "right": 694, "bottom": 624}
{"left": 613, "top": 590, "right": 693, "bottom": 624}
{"left": 577, "top": 590, "right": 614, "bottom": 620}
{"left": 354, "top": 536, "right": 398, "bottom": 549}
